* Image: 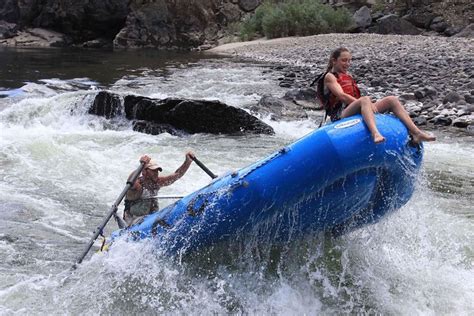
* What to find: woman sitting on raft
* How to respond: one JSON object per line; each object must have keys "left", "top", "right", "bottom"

{"left": 323, "top": 47, "right": 436, "bottom": 144}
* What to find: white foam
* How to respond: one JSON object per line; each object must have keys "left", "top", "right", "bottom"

{"left": 338, "top": 184, "right": 474, "bottom": 314}
{"left": 0, "top": 56, "right": 472, "bottom": 315}
{"left": 262, "top": 116, "right": 318, "bottom": 139}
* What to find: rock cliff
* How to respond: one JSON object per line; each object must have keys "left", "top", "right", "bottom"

{"left": 0, "top": 0, "right": 472, "bottom": 49}
{"left": 0, "top": 0, "right": 259, "bottom": 48}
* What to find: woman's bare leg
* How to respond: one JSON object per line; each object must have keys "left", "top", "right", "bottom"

{"left": 341, "top": 96, "right": 385, "bottom": 143}
{"left": 374, "top": 96, "right": 436, "bottom": 143}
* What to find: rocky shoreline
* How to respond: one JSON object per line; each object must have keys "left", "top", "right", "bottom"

{"left": 209, "top": 33, "right": 474, "bottom": 133}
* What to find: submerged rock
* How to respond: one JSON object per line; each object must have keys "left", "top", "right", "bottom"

{"left": 90, "top": 91, "right": 274, "bottom": 135}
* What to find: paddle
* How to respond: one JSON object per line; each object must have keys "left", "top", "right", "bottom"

{"left": 72, "top": 161, "right": 146, "bottom": 269}
{"left": 191, "top": 156, "right": 217, "bottom": 179}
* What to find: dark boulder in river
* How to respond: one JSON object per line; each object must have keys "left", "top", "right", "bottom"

{"left": 89, "top": 90, "right": 122, "bottom": 119}
{"left": 89, "top": 91, "right": 274, "bottom": 135}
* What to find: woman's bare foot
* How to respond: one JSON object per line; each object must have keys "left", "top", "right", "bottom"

{"left": 411, "top": 131, "right": 436, "bottom": 144}
{"left": 373, "top": 133, "right": 386, "bottom": 144}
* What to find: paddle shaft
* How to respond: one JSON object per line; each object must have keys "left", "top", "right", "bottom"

{"left": 140, "top": 195, "right": 184, "bottom": 200}
{"left": 73, "top": 161, "right": 145, "bottom": 268}
{"left": 192, "top": 156, "right": 217, "bottom": 179}
{"left": 157, "top": 195, "right": 184, "bottom": 199}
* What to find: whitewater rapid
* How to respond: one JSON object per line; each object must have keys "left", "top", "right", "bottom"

{"left": 0, "top": 48, "right": 472, "bottom": 314}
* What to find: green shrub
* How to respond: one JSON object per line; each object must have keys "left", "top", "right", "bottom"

{"left": 262, "top": 7, "right": 290, "bottom": 38}
{"left": 239, "top": 2, "right": 272, "bottom": 40}
{"left": 238, "top": 0, "right": 353, "bottom": 40}
{"left": 372, "top": 0, "right": 386, "bottom": 13}
{"left": 319, "top": 5, "right": 353, "bottom": 33}
{"left": 239, "top": 16, "right": 258, "bottom": 41}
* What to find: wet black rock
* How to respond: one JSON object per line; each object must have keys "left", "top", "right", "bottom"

{"left": 90, "top": 91, "right": 274, "bottom": 135}
{"left": 132, "top": 121, "right": 184, "bottom": 136}
{"left": 89, "top": 91, "right": 122, "bottom": 119}
{"left": 127, "top": 95, "right": 274, "bottom": 135}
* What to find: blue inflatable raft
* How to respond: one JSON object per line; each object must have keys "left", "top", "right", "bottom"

{"left": 111, "top": 114, "right": 423, "bottom": 253}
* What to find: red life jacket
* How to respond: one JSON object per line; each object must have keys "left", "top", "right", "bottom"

{"left": 327, "top": 72, "right": 361, "bottom": 110}
{"left": 322, "top": 72, "right": 361, "bottom": 122}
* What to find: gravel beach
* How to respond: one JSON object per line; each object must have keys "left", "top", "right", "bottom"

{"left": 209, "top": 33, "right": 474, "bottom": 131}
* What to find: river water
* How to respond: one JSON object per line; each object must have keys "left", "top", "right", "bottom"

{"left": 0, "top": 47, "right": 472, "bottom": 315}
